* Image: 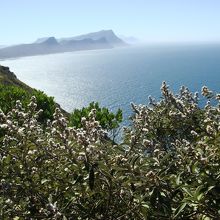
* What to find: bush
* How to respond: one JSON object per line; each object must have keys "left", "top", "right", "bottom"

{"left": 124, "top": 82, "right": 220, "bottom": 219}
{"left": 0, "top": 85, "right": 56, "bottom": 124}
{"left": 69, "top": 102, "right": 122, "bottom": 140}
{"left": 0, "top": 82, "right": 220, "bottom": 219}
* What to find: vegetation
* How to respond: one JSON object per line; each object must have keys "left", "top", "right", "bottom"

{"left": 0, "top": 85, "right": 56, "bottom": 124}
{"left": 0, "top": 65, "right": 57, "bottom": 125}
{"left": 69, "top": 102, "right": 122, "bottom": 140}
{"left": 1, "top": 82, "right": 220, "bottom": 219}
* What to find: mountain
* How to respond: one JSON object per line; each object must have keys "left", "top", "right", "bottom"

{"left": 34, "top": 37, "right": 53, "bottom": 44}
{"left": 42, "top": 37, "right": 59, "bottom": 45}
{"left": 0, "top": 45, "right": 7, "bottom": 49}
{"left": 59, "top": 30, "right": 127, "bottom": 47}
{"left": 0, "top": 30, "right": 125, "bottom": 59}
{"left": 0, "top": 38, "right": 61, "bottom": 59}
{"left": 60, "top": 37, "right": 113, "bottom": 51}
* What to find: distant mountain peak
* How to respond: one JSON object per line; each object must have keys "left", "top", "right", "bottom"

{"left": 59, "top": 30, "right": 127, "bottom": 47}
{"left": 34, "top": 37, "right": 57, "bottom": 44}
{"left": 100, "top": 29, "right": 114, "bottom": 33}
{"left": 41, "top": 37, "right": 58, "bottom": 45}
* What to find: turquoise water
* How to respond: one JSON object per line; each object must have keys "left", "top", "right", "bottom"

{"left": 1, "top": 44, "right": 220, "bottom": 121}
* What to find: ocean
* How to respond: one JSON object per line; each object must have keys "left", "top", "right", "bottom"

{"left": 1, "top": 44, "right": 220, "bottom": 122}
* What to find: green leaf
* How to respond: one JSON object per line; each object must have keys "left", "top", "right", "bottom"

{"left": 176, "top": 173, "right": 182, "bottom": 185}
{"left": 41, "top": 179, "right": 49, "bottom": 184}
{"left": 197, "top": 193, "right": 204, "bottom": 201}
{"left": 182, "top": 187, "right": 193, "bottom": 197}
{"left": 141, "top": 203, "right": 150, "bottom": 208}
{"left": 174, "top": 202, "right": 187, "bottom": 218}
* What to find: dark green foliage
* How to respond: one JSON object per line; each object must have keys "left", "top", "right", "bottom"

{"left": 32, "top": 90, "right": 56, "bottom": 123}
{"left": 69, "top": 101, "right": 122, "bottom": 130}
{"left": 0, "top": 85, "right": 56, "bottom": 124}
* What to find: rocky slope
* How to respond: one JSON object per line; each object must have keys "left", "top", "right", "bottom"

{"left": 0, "top": 65, "right": 32, "bottom": 91}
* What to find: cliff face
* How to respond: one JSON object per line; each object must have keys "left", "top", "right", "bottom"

{"left": 0, "top": 65, "right": 32, "bottom": 91}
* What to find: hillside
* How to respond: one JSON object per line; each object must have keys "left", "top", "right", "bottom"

{"left": 0, "top": 65, "right": 69, "bottom": 116}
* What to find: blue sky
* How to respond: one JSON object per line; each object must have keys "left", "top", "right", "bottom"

{"left": 1, "top": 0, "right": 220, "bottom": 44}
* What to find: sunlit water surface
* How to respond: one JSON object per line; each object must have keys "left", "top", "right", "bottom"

{"left": 1, "top": 44, "right": 220, "bottom": 123}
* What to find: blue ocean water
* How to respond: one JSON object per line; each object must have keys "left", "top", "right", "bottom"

{"left": 1, "top": 44, "right": 220, "bottom": 121}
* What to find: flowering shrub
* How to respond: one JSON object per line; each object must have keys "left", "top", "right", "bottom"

{"left": 0, "top": 82, "right": 220, "bottom": 219}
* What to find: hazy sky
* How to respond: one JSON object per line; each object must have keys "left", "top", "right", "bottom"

{"left": 1, "top": 0, "right": 220, "bottom": 44}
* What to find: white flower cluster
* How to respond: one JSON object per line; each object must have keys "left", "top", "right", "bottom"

{"left": 0, "top": 96, "right": 108, "bottom": 218}
{"left": 125, "top": 82, "right": 220, "bottom": 155}
{"left": 1, "top": 83, "right": 220, "bottom": 219}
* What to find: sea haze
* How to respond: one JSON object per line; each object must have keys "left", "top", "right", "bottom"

{"left": 1, "top": 44, "right": 220, "bottom": 121}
